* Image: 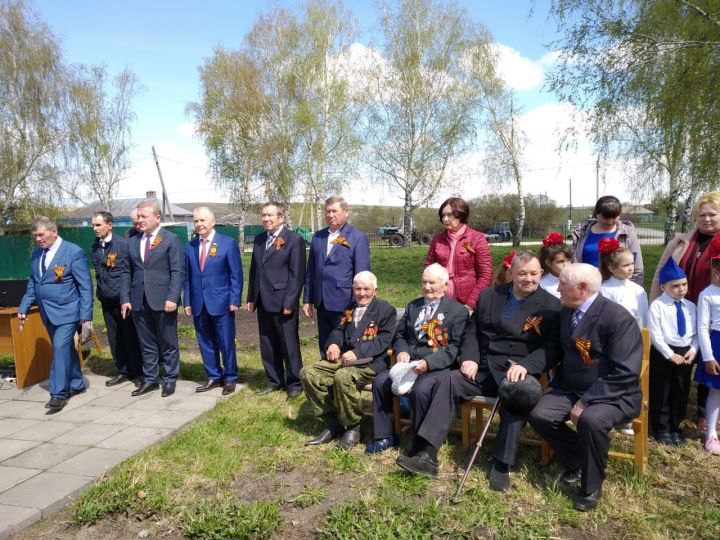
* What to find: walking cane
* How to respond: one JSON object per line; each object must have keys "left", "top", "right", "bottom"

{"left": 451, "top": 397, "right": 501, "bottom": 504}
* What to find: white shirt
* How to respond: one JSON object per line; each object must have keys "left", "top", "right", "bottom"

{"left": 354, "top": 304, "right": 369, "bottom": 328}
{"left": 198, "top": 229, "right": 216, "bottom": 258}
{"left": 40, "top": 237, "right": 63, "bottom": 275}
{"left": 265, "top": 225, "right": 284, "bottom": 249}
{"left": 141, "top": 227, "right": 161, "bottom": 263}
{"left": 648, "top": 292, "right": 698, "bottom": 359}
{"left": 601, "top": 276, "right": 649, "bottom": 327}
{"left": 574, "top": 292, "right": 599, "bottom": 325}
{"left": 327, "top": 228, "right": 341, "bottom": 256}
{"left": 539, "top": 274, "right": 560, "bottom": 299}
{"left": 697, "top": 284, "right": 720, "bottom": 362}
{"left": 100, "top": 233, "right": 113, "bottom": 248}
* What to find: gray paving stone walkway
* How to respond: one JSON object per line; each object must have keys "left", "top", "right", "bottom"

{"left": 0, "top": 373, "right": 236, "bottom": 539}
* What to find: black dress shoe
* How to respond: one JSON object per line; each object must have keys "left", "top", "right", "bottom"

{"left": 670, "top": 432, "right": 685, "bottom": 446}
{"left": 222, "top": 381, "right": 237, "bottom": 395}
{"left": 257, "top": 385, "right": 280, "bottom": 396}
{"left": 396, "top": 451, "right": 439, "bottom": 478}
{"left": 69, "top": 387, "right": 86, "bottom": 398}
{"left": 162, "top": 382, "right": 176, "bottom": 397}
{"left": 46, "top": 397, "right": 67, "bottom": 412}
{"left": 287, "top": 388, "right": 303, "bottom": 399}
{"left": 132, "top": 382, "right": 159, "bottom": 396}
{"left": 337, "top": 425, "right": 361, "bottom": 450}
{"left": 652, "top": 432, "right": 674, "bottom": 446}
{"left": 196, "top": 380, "right": 222, "bottom": 393}
{"left": 305, "top": 428, "right": 338, "bottom": 446}
{"left": 561, "top": 466, "right": 582, "bottom": 486}
{"left": 573, "top": 487, "right": 603, "bottom": 511}
{"left": 489, "top": 461, "right": 511, "bottom": 492}
{"left": 106, "top": 374, "right": 129, "bottom": 387}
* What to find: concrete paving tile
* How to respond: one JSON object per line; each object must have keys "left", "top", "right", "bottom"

{"left": 52, "top": 405, "right": 118, "bottom": 423}
{"left": 52, "top": 422, "right": 125, "bottom": 446}
{"left": 122, "top": 395, "right": 171, "bottom": 411}
{"left": 0, "top": 419, "right": 41, "bottom": 438}
{"left": 85, "top": 390, "right": 138, "bottom": 408}
{"left": 11, "top": 385, "right": 52, "bottom": 402}
{"left": 0, "top": 472, "right": 91, "bottom": 515}
{"left": 0, "top": 439, "right": 41, "bottom": 462}
{"left": 0, "top": 466, "right": 41, "bottom": 492}
{"left": 0, "top": 504, "right": 41, "bottom": 540}
{"left": 165, "top": 395, "right": 219, "bottom": 412}
{"left": 137, "top": 410, "right": 201, "bottom": 430}
{"left": 91, "top": 406, "right": 160, "bottom": 426}
{"left": 96, "top": 426, "right": 174, "bottom": 454}
{"left": 7, "top": 421, "right": 79, "bottom": 442}
{"left": 0, "top": 401, "right": 50, "bottom": 420}
{"left": 3, "top": 442, "right": 87, "bottom": 470}
{"left": 49, "top": 447, "right": 129, "bottom": 477}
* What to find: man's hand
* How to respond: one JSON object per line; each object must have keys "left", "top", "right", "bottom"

{"left": 184, "top": 306, "right": 192, "bottom": 316}
{"left": 460, "top": 360, "right": 478, "bottom": 381}
{"left": 282, "top": 307, "right": 293, "bottom": 316}
{"left": 412, "top": 360, "right": 428, "bottom": 375}
{"left": 705, "top": 360, "right": 720, "bottom": 376}
{"left": 302, "top": 303, "right": 314, "bottom": 318}
{"left": 120, "top": 303, "right": 132, "bottom": 318}
{"left": 341, "top": 350, "right": 357, "bottom": 364}
{"left": 396, "top": 351, "right": 411, "bottom": 363}
{"left": 570, "top": 401, "right": 585, "bottom": 425}
{"left": 229, "top": 304, "right": 239, "bottom": 312}
{"left": 506, "top": 364, "right": 527, "bottom": 382}
{"left": 164, "top": 301, "right": 177, "bottom": 313}
{"left": 247, "top": 302, "right": 255, "bottom": 313}
{"left": 684, "top": 350, "right": 696, "bottom": 364}
{"left": 669, "top": 353, "right": 685, "bottom": 366}
{"left": 326, "top": 344, "right": 341, "bottom": 362}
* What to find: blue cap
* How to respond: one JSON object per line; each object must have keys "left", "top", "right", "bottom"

{"left": 659, "top": 258, "right": 686, "bottom": 284}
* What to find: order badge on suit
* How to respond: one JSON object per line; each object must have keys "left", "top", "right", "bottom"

{"left": 183, "top": 212, "right": 243, "bottom": 394}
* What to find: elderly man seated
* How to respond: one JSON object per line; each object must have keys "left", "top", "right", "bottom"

{"left": 366, "top": 263, "right": 469, "bottom": 454}
{"left": 301, "top": 271, "right": 397, "bottom": 450}
{"left": 529, "top": 263, "right": 641, "bottom": 511}
{"left": 395, "top": 252, "right": 561, "bottom": 491}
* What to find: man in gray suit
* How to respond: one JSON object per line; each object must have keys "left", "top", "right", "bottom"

{"left": 120, "top": 199, "right": 185, "bottom": 397}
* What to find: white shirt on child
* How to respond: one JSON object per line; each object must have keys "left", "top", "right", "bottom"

{"left": 601, "top": 276, "right": 649, "bottom": 327}
{"left": 648, "top": 292, "right": 698, "bottom": 360}
{"left": 539, "top": 273, "right": 560, "bottom": 299}
{"left": 697, "top": 284, "right": 720, "bottom": 362}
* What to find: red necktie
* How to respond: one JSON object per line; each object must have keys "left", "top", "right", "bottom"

{"left": 144, "top": 234, "right": 151, "bottom": 262}
{"left": 199, "top": 238, "right": 208, "bottom": 271}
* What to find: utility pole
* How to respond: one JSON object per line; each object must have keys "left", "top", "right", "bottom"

{"left": 152, "top": 146, "right": 175, "bottom": 222}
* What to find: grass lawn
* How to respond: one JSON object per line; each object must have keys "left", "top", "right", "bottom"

{"left": 23, "top": 243, "right": 720, "bottom": 539}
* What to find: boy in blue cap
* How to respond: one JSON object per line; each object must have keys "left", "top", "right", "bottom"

{"left": 648, "top": 258, "right": 698, "bottom": 445}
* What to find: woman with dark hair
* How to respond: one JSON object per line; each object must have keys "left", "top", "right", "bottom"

{"left": 425, "top": 197, "right": 492, "bottom": 309}
{"left": 571, "top": 195, "right": 644, "bottom": 286}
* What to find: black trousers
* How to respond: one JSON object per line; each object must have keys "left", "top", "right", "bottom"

{"left": 257, "top": 300, "right": 302, "bottom": 392}
{"left": 529, "top": 389, "right": 627, "bottom": 495}
{"left": 101, "top": 299, "right": 141, "bottom": 379}
{"left": 649, "top": 344, "right": 693, "bottom": 435}
{"left": 132, "top": 297, "right": 180, "bottom": 385}
{"left": 317, "top": 304, "right": 343, "bottom": 358}
{"left": 416, "top": 370, "right": 526, "bottom": 466}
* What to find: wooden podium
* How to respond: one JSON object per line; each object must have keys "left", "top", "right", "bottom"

{"left": 0, "top": 306, "right": 52, "bottom": 388}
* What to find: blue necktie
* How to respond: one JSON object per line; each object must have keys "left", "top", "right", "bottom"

{"left": 570, "top": 309, "right": 579, "bottom": 331}
{"left": 41, "top": 249, "right": 48, "bottom": 275}
{"left": 675, "top": 301, "right": 686, "bottom": 337}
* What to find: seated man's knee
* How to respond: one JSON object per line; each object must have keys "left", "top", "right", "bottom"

{"left": 576, "top": 407, "right": 611, "bottom": 435}
{"left": 333, "top": 368, "right": 354, "bottom": 388}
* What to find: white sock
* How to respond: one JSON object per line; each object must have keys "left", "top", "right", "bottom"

{"left": 706, "top": 388, "right": 720, "bottom": 440}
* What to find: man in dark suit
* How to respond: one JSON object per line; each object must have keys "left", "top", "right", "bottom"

{"left": 369, "top": 263, "right": 469, "bottom": 454}
{"left": 529, "top": 263, "right": 641, "bottom": 511}
{"left": 90, "top": 211, "right": 141, "bottom": 386}
{"left": 18, "top": 217, "right": 93, "bottom": 412}
{"left": 303, "top": 196, "right": 370, "bottom": 359}
{"left": 183, "top": 207, "right": 243, "bottom": 395}
{"left": 301, "top": 271, "right": 396, "bottom": 449}
{"left": 247, "top": 201, "right": 306, "bottom": 398}
{"left": 396, "top": 253, "right": 561, "bottom": 490}
{"left": 125, "top": 208, "right": 142, "bottom": 239}
{"left": 120, "top": 199, "right": 185, "bottom": 397}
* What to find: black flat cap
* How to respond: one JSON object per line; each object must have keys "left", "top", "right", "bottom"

{"left": 498, "top": 375, "right": 543, "bottom": 416}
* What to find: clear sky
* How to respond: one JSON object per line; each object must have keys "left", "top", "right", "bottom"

{"left": 32, "top": 0, "right": 631, "bottom": 209}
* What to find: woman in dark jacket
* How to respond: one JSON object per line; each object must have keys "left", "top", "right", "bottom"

{"left": 425, "top": 197, "right": 492, "bottom": 309}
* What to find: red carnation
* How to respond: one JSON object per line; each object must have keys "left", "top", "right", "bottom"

{"left": 597, "top": 237, "right": 621, "bottom": 255}
{"left": 543, "top": 232, "right": 565, "bottom": 246}
{"left": 502, "top": 250, "right": 517, "bottom": 269}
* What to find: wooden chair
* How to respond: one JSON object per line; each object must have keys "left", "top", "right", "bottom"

{"left": 74, "top": 325, "right": 104, "bottom": 367}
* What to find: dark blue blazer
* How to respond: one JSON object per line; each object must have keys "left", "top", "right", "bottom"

{"left": 90, "top": 235, "right": 130, "bottom": 302}
{"left": 19, "top": 239, "right": 94, "bottom": 325}
{"left": 303, "top": 223, "right": 370, "bottom": 312}
{"left": 120, "top": 228, "right": 185, "bottom": 311}
{"left": 247, "top": 227, "right": 305, "bottom": 313}
{"left": 183, "top": 232, "right": 243, "bottom": 316}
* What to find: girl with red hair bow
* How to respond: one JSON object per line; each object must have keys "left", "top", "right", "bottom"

{"left": 538, "top": 232, "right": 573, "bottom": 298}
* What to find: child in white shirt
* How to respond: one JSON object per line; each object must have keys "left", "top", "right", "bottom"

{"left": 599, "top": 238, "right": 649, "bottom": 327}
{"left": 538, "top": 232, "right": 572, "bottom": 299}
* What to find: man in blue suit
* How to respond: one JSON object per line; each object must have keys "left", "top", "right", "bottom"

{"left": 120, "top": 199, "right": 185, "bottom": 397}
{"left": 303, "top": 196, "right": 370, "bottom": 358}
{"left": 247, "top": 202, "right": 306, "bottom": 398}
{"left": 183, "top": 207, "right": 243, "bottom": 395}
{"left": 18, "top": 217, "right": 93, "bottom": 412}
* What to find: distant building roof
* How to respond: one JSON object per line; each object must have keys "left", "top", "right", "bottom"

{"left": 63, "top": 191, "right": 194, "bottom": 221}
{"left": 623, "top": 205, "right": 654, "bottom": 216}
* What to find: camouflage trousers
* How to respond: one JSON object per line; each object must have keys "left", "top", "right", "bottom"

{"left": 300, "top": 360, "right": 376, "bottom": 428}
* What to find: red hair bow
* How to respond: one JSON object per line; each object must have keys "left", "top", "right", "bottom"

{"left": 543, "top": 232, "right": 565, "bottom": 246}
{"left": 502, "top": 250, "right": 517, "bottom": 269}
{"left": 597, "top": 237, "right": 621, "bottom": 255}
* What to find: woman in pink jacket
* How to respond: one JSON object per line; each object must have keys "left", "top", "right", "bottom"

{"left": 425, "top": 197, "right": 492, "bottom": 309}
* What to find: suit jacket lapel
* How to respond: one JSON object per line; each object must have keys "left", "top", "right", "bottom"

{"left": 506, "top": 289, "right": 544, "bottom": 332}
{"left": 571, "top": 295, "right": 603, "bottom": 340}
{"left": 262, "top": 230, "right": 278, "bottom": 263}
{"left": 42, "top": 241, "right": 66, "bottom": 283}
{"left": 489, "top": 284, "right": 510, "bottom": 329}
{"left": 352, "top": 298, "right": 377, "bottom": 340}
